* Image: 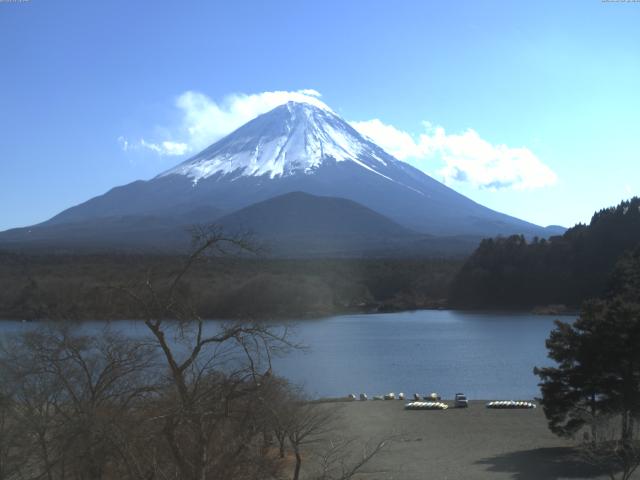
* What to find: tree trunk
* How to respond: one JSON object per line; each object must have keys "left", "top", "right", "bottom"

{"left": 198, "top": 419, "right": 208, "bottom": 480}
{"left": 590, "top": 393, "right": 597, "bottom": 444}
{"left": 163, "top": 417, "right": 192, "bottom": 480}
{"left": 622, "top": 409, "right": 630, "bottom": 445}
{"left": 38, "top": 430, "right": 54, "bottom": 480}
{"left": 293, "top": 448, "right": 302, "bottom": 480}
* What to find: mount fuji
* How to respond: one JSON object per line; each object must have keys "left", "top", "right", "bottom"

{"left": 0, "top": 101, "right": 563, "bottom": 255}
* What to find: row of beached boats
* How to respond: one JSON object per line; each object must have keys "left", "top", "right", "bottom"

{"left": 405, "top": 401, "right": 449, "bottom": 410}
{"left": 485, "top": 400, "right": 536, "bottom": 409}
{"left": 347, "top": 392, "right": 442, "bottom": 402}
{"left": 405, "top": 400, "right": 536, "bottom": 411}
{"left": 346, "top": 392, "right": 536, "bottom": 410}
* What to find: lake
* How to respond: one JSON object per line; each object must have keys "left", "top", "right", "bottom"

{"left": 0, "top": 310, "right": 569, "bottom": 400}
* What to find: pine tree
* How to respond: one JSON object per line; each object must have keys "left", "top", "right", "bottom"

{"left": 534, "top": 247, "right": 640, "bottom": 479}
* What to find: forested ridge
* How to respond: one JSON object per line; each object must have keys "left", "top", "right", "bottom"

{"left": 4, "top": 198, "right": 639, "bottom": 319}
{"left": 451, "top": 197, "right": 640, "bottom": 309}
{"left": 0, "top": 253, "right": 460, "bottom": 320}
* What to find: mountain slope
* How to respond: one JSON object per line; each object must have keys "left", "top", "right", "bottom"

{"left": 0, "top": 101, "right": 562, "bottom": 254}
{"left": 0, "top": 208, "right": 224, "bottom": 252}
{"left": 40, "top": 102, "right": 553, "bottom": 237}
{"left": 0, "top": 192, "right": 482, "bottom": 257}
{"left": 217, "top": 191, "right": 415, "bottom": 238}
{"left": 214, "top": 191, "right": 421, "bottom": 256}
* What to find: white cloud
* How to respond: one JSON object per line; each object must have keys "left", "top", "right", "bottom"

{"left": 118, "top": 89, "right": 331, "bottom": 155}
{"left": 120, "top": 89, "right": 329, "bottom": 158}
{"left": 118, "top": 137, "right": 189, "bottom": 156}
{"left": 175, "top": 89, "right": 330, "bottom": 152}
{"left": 117, "top": 136, "right": 129, "bottom": 151}
{"left": 350, "top": 118, "right": 557, "bottom": 190}
{"left": 297, "top": 89, "right": 322, "bottom": 97}
{"left": 349, "top": 119, "right": 424, "bottom": 160}
{"left": 140, "top": 139, "right": 189, "bottom": 156}
{"left": 120, "top": 88, "right": 557, "bottom": 190}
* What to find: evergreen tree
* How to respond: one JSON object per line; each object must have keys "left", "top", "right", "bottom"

{"left": 535, "top": 248, "right": 640, "bottom": 479}
{"left": 452, "top": 197, "right": 640, "bottom": 309}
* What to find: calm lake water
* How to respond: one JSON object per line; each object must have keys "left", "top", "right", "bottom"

{"left": 0, "top": 310, "right": 570, "bottom": 400}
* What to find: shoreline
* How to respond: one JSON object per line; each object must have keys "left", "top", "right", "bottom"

{"left": 0, "top": 304, "right": 579, "bottom": 323}
{"left": 312, "top": 396, "right": 540, "bottom": 404}
{"left": 312, "top": 400, "right": 611, "bottom": 479}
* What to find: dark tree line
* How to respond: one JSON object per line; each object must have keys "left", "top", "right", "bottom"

{"left": 451, "top": 197, "right": 640, "bottom": 309}
{"left": 0, "top": 252, "right": 461, "bottom": 321}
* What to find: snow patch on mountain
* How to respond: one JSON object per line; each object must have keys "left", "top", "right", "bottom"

{"left": 160, "top": 102, "right": 395, "bottom": 183}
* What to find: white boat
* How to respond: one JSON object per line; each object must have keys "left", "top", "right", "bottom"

{"left": 405, "top": 401, "right": 448, "bottom": 410}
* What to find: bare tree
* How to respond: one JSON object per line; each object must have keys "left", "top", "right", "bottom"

{"left": 0, "top": 384, "right": 24, "bottom": 480}
{"left": 118, "top": 226, "right": 294, "bottom": 480}
{"left": 0, "top": 324, "right": 159, "bottom": 480}
{"left": 286, "top": 401, "right": 337, "bottom": 480}
{"left": 252, "top": 375, "right": 292, "bottom": 459}
{"left": 581, "top": 414, "right": 640, "bottom": 480}
{"left": 314, "top": 436, "right": 389, "bottom": 480}
{"left": 260, "top": 383, "right": 391, "bottom": 480}
{"left": 0, "top": 226, "right": 390, "bottom": 480}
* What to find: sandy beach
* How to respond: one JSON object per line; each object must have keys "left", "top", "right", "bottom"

{"left": 312, "top": 400, "right": 631, "bottom": 480}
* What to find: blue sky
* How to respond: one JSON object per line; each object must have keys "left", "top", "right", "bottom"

{"left": 1, "top": 0, "right": 639, "bottom": 231}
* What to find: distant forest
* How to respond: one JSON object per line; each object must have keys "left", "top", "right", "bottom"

{"left": 0, "top": 254, "right": 461, "bottom": 320}
{"left": 450, "top": 197, "right": 640, "bottom": 310}
{"left": 3, "top": 198, "right": 639, "bottom": 320}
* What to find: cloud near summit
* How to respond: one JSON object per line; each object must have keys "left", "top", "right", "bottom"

{"left": 122, "top": 89, "right": 557, "bottom": 190}
{"left": 120, "top": 89, "right": 329, "bottom": 156}
{"left": 174, "top": 89, "right": 330, "bottom": 153}
{"left": 350, "top": 119, "right": 557, "bottom": 190}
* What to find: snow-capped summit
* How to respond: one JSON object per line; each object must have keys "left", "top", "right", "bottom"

{"left": 10, "top": 98, "right": 562, "bottom": 251}
{"left": 160, "top": 101, "right": 395, "bottom": 182}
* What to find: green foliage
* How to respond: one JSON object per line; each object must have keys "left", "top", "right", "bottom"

{"left": 452, "top": 197, "right": 640, "bottom": 309}
{"left": 534, "top": 248, "right": 640, "bottom": 440}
